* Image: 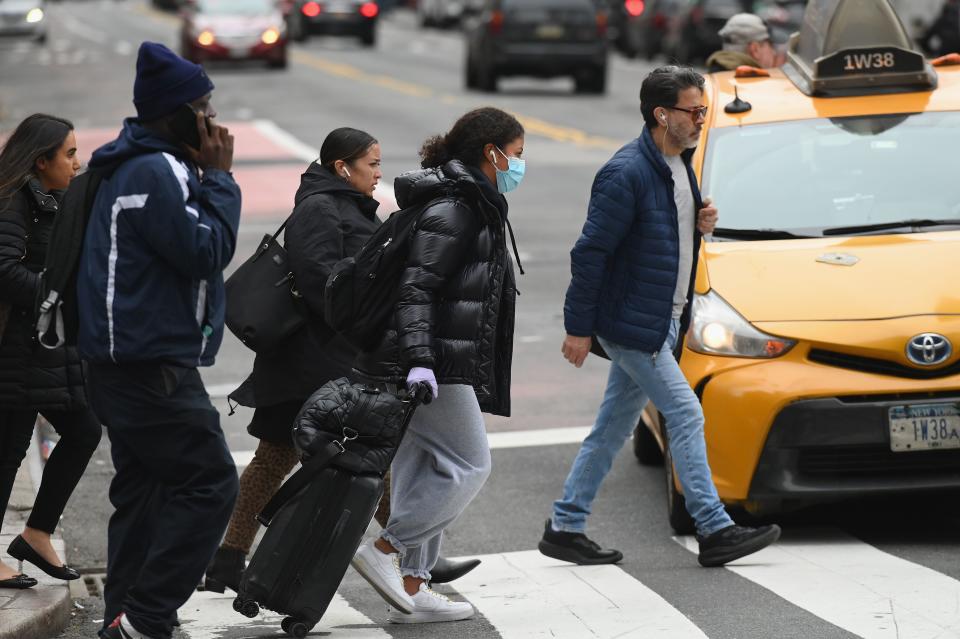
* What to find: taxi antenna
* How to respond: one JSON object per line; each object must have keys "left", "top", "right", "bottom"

{"left": 724, "top": 86, "right": 752, "bottom": 114}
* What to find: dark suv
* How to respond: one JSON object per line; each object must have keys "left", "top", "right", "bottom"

{"left": 286, "top": 0, "right": 379, "bottom": 46}
{"left": 464, "top": 0, "right": 609, "bottom": 94}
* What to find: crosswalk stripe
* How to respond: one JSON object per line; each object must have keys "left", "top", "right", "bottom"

{"left": 452, "top": 550, "right": 709, "bottom": 638}
{"left": 177, "top": 590, "right": 390, "bottom": 638}
{"left": 674, "top": 530, "right": 960, "bottom": 638}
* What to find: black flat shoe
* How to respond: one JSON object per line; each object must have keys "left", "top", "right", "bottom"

{"left": 430, "top": 556, "right": 481, "bottom": 584}
{"left": 697, "top": 524, "right": 781, "bottom": 567}
{"left": 6, "top": 535, "right": 80, "bottom": 581}
{"left": 537, "top": 519, "right": 623, "bottom": 565}
{"left": 0, "top": 573, "right": 38, "bottom": 589}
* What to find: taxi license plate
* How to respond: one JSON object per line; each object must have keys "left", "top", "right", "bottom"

{"left": 536, "top": 24, "right": 565, "bottom": 39}
{"left": 889, "top": 403, "right": 960, "bottom": 452}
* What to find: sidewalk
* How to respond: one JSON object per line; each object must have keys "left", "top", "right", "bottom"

{"left": 0, "top": 438, "right": 72, "bottom": 639}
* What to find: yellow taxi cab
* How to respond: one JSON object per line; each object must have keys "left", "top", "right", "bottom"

{"left": 634, "top": 0, "right": 960, "bottom": 533}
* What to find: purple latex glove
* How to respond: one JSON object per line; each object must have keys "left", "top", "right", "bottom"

{"left": 406, "top": 367, "right": 438, "bottom": 401}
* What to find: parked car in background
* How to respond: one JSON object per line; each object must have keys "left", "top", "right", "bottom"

{"left": 606, "top": 0, "right": 691, "bottom": 59}
{"left": 464, "top": 0, "right": 609, "bottom": 93}
{"left": 286, "top": 0, "right": 379, "bottom": 46}
{"left": 180, "top": 0, "right": 289, "bottom": 69}
{"left": 0, "top": 0, "right": 48, "bottom": 44}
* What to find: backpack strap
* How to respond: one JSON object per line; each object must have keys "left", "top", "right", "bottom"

{"left": 36, "top": 169, "right": 104, "bottom": 349}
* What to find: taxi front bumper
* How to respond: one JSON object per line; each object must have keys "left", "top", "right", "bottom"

{"left": 690, "top": 346, "right": 960, "bottom": 503}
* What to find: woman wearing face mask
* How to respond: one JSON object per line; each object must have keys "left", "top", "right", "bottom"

{"left": 205, "top": 127, "right": 386, "bottom": 592}
{"left": 0, "top": 114, "right": 102, "bottom": 589}
{"left": 351, "top": 107, "right": 525, "bottom": 624}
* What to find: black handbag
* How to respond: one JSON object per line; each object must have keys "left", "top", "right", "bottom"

{"left": 225, "top": 216, "right": 305, "bottom": 352}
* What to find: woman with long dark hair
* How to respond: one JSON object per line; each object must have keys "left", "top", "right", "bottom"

{"left": 204, "top": 127, "right": 385, "bottom": 592}
{"left": 0, "top": 113, "right": 102, "bottom": 589}
{"left": 350, "top": 106, "right": 524, "bottom": 624}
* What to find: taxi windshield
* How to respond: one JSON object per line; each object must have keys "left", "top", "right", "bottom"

{"left": 198, "top": 0, "right": 274, "bottom": 15}
{"left": 701, "top": 111, "right": 960, "bottom": 238}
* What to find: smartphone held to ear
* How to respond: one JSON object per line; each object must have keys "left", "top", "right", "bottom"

{"left": 170, "top": 104, "right": 212, "bottom": 150}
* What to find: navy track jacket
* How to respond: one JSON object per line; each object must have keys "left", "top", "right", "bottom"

{"left": 77, "top": 119, "right": 241, "bottom": 367}
{"left": 564, "top": 126, "right": 703, "bottom": 353}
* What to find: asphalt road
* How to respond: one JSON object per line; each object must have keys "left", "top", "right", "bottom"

{"left": 2, "top": 3, "right": 959, "bottom": 638}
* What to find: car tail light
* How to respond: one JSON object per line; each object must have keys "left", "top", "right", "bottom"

{"left": 624, "top": 0, "right": 644, "bottom": 17}
{"left": 198, "top": 30, "right": 215, "bottom": 46}
{"left": 691, "top": 6, "right": 703, "bottom": 22}
{"left": 359, "top": 2, "right": 378, "bottom": 18}
{"left": 596, "top": 11, "right": 608, "bottom": 36}
{"left": 302, "top": 1, "right": 321, "bottom": 17}
{"left": 488, "top": 9, "right": 503, "bottom": 34}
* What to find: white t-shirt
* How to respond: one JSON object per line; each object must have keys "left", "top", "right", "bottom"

{"left": 664, "top": 153, "right": 695, "bottom": 319}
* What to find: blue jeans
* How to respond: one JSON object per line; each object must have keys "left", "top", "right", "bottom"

{"left": 552, "top": 319, "right": 733, "bottom": 537}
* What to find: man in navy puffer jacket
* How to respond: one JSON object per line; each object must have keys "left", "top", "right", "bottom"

{"left": 539, "top": 66, "right": 781, "bottom": 569}
{"left": 78, "top": 42, "right": 241, "bottom": 639}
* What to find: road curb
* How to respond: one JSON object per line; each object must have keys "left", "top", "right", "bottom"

{"left": 0, "top": 435, "right": 73, "bottom": 639}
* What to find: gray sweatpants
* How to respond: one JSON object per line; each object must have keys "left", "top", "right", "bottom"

{"left": 380, "top": 384, "right": 491, "bottom": 579}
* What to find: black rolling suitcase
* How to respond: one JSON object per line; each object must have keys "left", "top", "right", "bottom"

{"left": 233, "top": 378, "right": 429, "bottom": 638}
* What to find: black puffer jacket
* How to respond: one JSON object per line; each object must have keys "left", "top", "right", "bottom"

{"left": 354, "top": 160, "right": 517, "bottom": 417}
{"left": 230, "top": 164, "right": 380, "bottom": 412}
{"left": 0, "top": 180, "right": 86, "bottom": 410}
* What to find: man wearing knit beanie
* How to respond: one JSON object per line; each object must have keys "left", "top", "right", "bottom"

{"left": 706, "top": 13, "right": 779, "bottom": 73}
{"left": 78, "top": 41, "right": 242, "bottom": 639}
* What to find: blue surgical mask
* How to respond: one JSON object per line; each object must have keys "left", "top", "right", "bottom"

{"left": 490, "top": 146, "right": 525, "bottom": 193}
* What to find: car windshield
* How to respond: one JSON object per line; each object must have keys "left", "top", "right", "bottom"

{"left": 198, "top": 0, "right": 273, "bottom": 15}
{"left": 701, "top": 111, "right": 960, "bottom": 238}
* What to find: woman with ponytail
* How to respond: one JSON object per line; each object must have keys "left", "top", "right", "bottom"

{"left": 351, "top": 107, "right": 525, "bottom": 624}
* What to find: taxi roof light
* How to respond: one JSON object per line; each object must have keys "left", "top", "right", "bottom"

{"left": 783, "top": 0, "right": 937, "bottom": 97}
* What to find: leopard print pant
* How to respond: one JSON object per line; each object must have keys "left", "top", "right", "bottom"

{"left": 222, "top": 440, "right": 393, "bottom": 553}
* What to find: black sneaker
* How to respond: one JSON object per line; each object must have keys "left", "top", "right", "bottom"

{"left": 697, "top": 524, "right": 781, "bottom": 567}
{"left": 537, "top": 519, "right": 623, "bottom": 565}
{"left": 101, "top": 614, "right": 156, "bottom": 639}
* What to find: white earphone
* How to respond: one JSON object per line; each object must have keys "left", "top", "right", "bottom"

{"left": 659, "top": 112, "right": 667, "bottom": 122}
{"left": 342, "top": 166, "right": 351, "bottom": 178}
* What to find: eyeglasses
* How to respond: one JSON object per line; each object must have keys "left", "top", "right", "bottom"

{"left": 665, "top": 105, "right": 709, "bottom": 120}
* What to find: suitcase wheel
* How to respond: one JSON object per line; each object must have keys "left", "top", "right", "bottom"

{"left": 232, "top": 596, "right": 260, "bottom": 618}
{"left": 282, "top": 617, "right": 310, "bottom": 638}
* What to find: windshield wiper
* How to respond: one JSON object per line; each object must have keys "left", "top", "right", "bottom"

{"left": 822, "top": 219, "right": 960, "bottom": 236}
{"left": 712, "top": 228, "right": 812, "bottom": 240}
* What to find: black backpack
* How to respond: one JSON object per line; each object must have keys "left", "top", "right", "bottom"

{"left": 324, "top": 201, "right": 428, "bottom": 352}
{"left": 35, "top": 169, "right": 105, "bottom": 349}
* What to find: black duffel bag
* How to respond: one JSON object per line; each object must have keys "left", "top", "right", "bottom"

{"left": 224, "top": 215, "right": 305, "bottom": 353}
{"left": 257, "top": 377, "right": 429, "bottom": 527}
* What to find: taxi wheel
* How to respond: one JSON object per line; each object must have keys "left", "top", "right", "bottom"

{"left": 663, "top": 442, "right": 696, "bottom": 535}
{"left": 632, "top": 419, "right": 663, "bottom": 466}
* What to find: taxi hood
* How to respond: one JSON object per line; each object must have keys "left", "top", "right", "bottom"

{"left": 705, "top": 233, "right": 960, "bottom": 322}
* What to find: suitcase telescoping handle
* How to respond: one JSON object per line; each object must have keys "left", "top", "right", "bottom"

{"left": 256, "top": 384, "right": 432, "bottom": 528}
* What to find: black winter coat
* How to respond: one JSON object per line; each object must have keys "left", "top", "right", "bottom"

{"left": 353, "top": 161, "right": 517, "bottom": 417}
{"left": 230, "top": 165, "right": 380, "bottom": 417}
{"left": 0, "top": 180, "right": 86, "bottom": 410}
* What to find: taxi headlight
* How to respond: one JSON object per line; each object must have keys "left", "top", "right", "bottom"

{"left": 261, "top": 27, "right": 281, "bottom": 44}
{"left": 26, "top": 8, "right": 44, "bottom": 23}
{"left": 197, "top": 30, "right": 215, "bottom": 46}
{"left": 687, "top": 290, "right": 795, "bottom": 358}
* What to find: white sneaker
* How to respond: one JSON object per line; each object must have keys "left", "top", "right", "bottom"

{"left": 351, "top": 540, "right": 414, "bottom": 614}
{"left": 387, "top": 582, "right": 475, "bottom": 624}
